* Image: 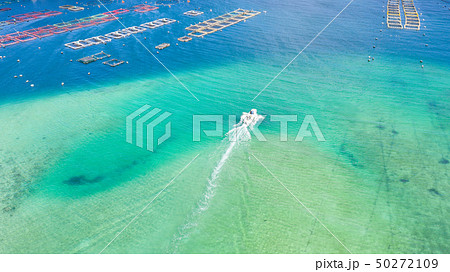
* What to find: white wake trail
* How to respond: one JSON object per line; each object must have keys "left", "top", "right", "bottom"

{"left": 170, "top": 111, "right": 264, "bottom": 252}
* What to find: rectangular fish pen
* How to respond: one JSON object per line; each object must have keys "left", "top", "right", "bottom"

{"left": 185, "top": 9, "right": 260, "bottom": 38}
{"left": 103, "top": 58, "right": 125, "bottom": 67}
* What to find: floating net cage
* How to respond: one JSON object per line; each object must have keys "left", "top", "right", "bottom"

{"left": 386, "top": 0, "right": 420, "bottom": 30}
{"left": 177, "top": 36, "right": 192, "bottom": 42}
{"left": 183, "top": 10, "right": 203, "bottom": 16}
{"left": 155, "top": 43, "right": 170, "bottom": 50}
{"left": 1, "top": 9, "right": 127, "bottom": 48}
{"left": 103, "top": 58, "right": 125, "bottom": 67}
{"left": 77, "top": 51, "right": 111, "bottom": 64}
{"left": 186, "top": 9, "right": 260, "bottom": 38}
{"left": 133, "top": 4, "right": 158, "bottom": 13}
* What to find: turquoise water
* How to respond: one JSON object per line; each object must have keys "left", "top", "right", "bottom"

{"left": 0, "top": 0, "right": 449, "bottom": 253}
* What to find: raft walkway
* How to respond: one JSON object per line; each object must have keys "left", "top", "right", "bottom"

{"left": 185, "top": 9, "right": 260, "bottom": 38}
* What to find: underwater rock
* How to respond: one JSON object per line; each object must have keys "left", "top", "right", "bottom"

{"left": 428, "top": 188, "right": 441, "bottom": 196}
{"left": 64, "top": 175, "right": 104, "bottom": 185}
{"left": 392, "top": 130, "right": 398, "bottom": 135}
{"left": 376, "top": 124, "right": 386, "bottom": 130}
{"left": 399, "top": 178, "right": 409, "bottom": 183}
{"left": 2, "top": 206, "right": 16, "bottom": 213}
{"left": 339, "top": 144, "right": 363, "bottom": 168}
{"left": 439, "top": 158, "right": 449, "bottom": 164}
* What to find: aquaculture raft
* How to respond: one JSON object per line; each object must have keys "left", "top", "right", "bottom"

{"left": 178, "top": 36, "right": 192, "bottom": 42}
{"left": 155, "top": 43, "right": 170, "bottom": 50}
{"left": 65, "top": 18, "right": 176, "bottom": 50}
{"left": 402, "top": 0, "right": 420, "bottom": 30}
{"left": 59, "top": 5, "right": 85, "bottom": 12}
{"left": 77, "top": 51, "right": 111, "bottom": 64}
{"left": 186, "top": 9, "right": 260, "bottom": 38}
{"left": 103, "top": 58, "right": 125, "bottom": 67}
{"left": 386, "top": 0, "right": 420, "bottom": 30}
{"left": 387, "top": 0, "right": 402, "bottom": 29}
{"left": 0, "top": 10, "right": 62, "bottom": 28}
{"left": 133, "top": 4, "right": 158, "bottom": 13}
{"left": 183, "top": 10, "right": 203, "bottom": 16}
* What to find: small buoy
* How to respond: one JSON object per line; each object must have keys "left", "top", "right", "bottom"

{"left": 167, "top": 31, "right": 170, "bottom": 33}
{"left": 425, "top": 44, "right": 428, "bottom": 47}
{"left": 380, "top": 29, "right": 382, "bottom": 32}
{"left": 17, "top": 59, "right": 20, "bottom": 62}
{"left": 61, "top": 51, "right": 63, "bottom": 54}
{"left": 88, "top": 72, "right": 91, "bottom": 75}
{"left": 210, "top": 9, "right": 212, "bottom": 12}
{"left": 368, "top": 59, "right": 370, "bottom": 62}
{"left": 420, "top": 60, "right": 423, "bottom": 63}
{"left": 375, "top": 38, "right": 378, "bottom": 40}
{"left": 38, "top": 47, "right": 41, "bottom": 50}
{"left": 123, "top": 44, "right": 125, "bottom": 46}
{"left": 144, "top": 37, "right": 147, "bottom": 40}
{"left": 372, "top": 57, "right": 374, "bottom": 60}
{"left": 26, "top": 80, "right": 29, "bottom": 82}
{"left": 19, "top": 74, "right": 22, "bottom": 77}
{"left": 70, "top": 59, "right": 73, "bottom": 62}
{"left": 373, "top": 45, "right": 376, "bottom": 48}
{"left": 126, "top": 61, "right": 129, "bottom": 64}
{"left": 176, "top": 43, "right": 178, "bottom": 46}
{"left": 421, "top": 65, "right": 424, "bottom": 68}
{"left": 157, "top": 51, "right": 159, "bottom": 54}
{"left": 423, "top": 33, "right": 426, "bottom": 36}
{"left": 14, "top": 75, "right": 17, "bottom": 78}
{"left": 30, "top": 84, "right": 34, "bottom": 87}
{"left": 61, "top": 82, "right": 64, "bottom": 86}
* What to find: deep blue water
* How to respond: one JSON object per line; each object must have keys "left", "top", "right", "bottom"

{"left": 1, "top": 0, "right": 449, "bottom": 102}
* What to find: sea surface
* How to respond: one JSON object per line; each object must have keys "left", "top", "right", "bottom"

{"left": 0, "top": 0, "right": 449, "bottom": 253}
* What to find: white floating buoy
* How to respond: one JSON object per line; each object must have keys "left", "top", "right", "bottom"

{"left": 26, "top": 80, "right": 29, "bottom": 82}
{"left": 30, "top": 84, "right": 34, "bottom": 87}
{"left": 17, "top": 59, "right": 20, "bottom": 62}
{"left": 88, "top": 72, "right": 91, "bottom": 75}
{"left": 14, "top": 75, "right": 17, "bottom": 78}
{"left": 61, "top": 82, "right": 64, "bottom": 86}
{"left": 19, "top": 74, "right": 22, "bottom": 77}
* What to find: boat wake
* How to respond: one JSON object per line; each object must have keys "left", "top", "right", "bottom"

{"left": 170, "top": 110, "right": 264, "bottom": 252}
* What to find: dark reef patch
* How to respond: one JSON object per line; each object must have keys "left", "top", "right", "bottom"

{"left": 399, "top": 178, "right": 409, "bottom": 183}
{"left": 339, "top": 144, "right": 363, "bottom": 168}
{"left": 428, "top": 188, "right": 441, "bottom": 196}
{"left": 376, "top": 124, "right": 385, "bottom": 130}
{"left": 439, "top": 157, "right": 449, "bottom": 164}
{"left": 64, "top": 175, "right": 104, "bottom": 185}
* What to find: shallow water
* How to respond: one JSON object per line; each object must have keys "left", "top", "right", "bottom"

{"left": 0, "top": 0, "right": 449, "bottom": 253}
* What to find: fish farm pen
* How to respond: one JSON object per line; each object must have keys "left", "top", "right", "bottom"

{"left": 77, "top": 51, "right": 111, "bottom": 64}
{"left": 186, "top": 9, "right": 261, "bottom": 38}
{"left": 0, "top": 4, "right": 160, "bottom": 48}
{"left": 386, "top": 0, "right": 421, "bottom": 30}
{"left": 64, "top": 18, "right": 176, "bottom": 50}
